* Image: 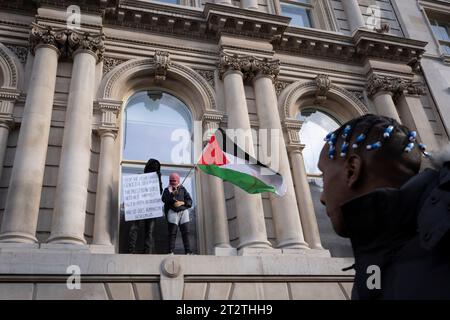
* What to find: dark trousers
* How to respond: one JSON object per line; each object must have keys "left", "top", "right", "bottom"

{"left": 128, "top": 218, "right": 155, "bottom": 254}
{"left": 168, "top": 222, "right": 191, "bottom": 254}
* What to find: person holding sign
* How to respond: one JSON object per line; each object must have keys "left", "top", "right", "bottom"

{"left": 162, "top": 172, "right": 193, "bottom": 254}
{"left": 126, "top": 159, "right": 164, "bottom": 254}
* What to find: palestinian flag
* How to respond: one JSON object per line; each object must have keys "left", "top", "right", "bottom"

{"left": 198, "top": 128, "right": 286, "bottom": 196}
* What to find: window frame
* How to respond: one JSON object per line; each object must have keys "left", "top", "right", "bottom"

{"left": 119, "top": 89, "right": 203, "bottom": 254}
{"left": 421, "top": 2, "right": 450, "bottom": 63}
{"left": 275, "top": 0, "right": 338, "bottom": 31}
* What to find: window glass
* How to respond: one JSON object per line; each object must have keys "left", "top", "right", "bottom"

{"left": 123, "top": 91, "right": 193, "bottom": 164}
{"left": 297, "top": 110, "right": 340, "bottom": 175}
{"left": 281, "top": 2, "right": 312, "bottom": 28}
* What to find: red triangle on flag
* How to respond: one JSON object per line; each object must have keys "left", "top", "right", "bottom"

{"left": 198, "top": 134, "right": 229, "bottom": 166}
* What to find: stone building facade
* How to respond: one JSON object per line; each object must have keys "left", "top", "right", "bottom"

{"left": 0, "top": 0, "right": 448, "bottom": 300}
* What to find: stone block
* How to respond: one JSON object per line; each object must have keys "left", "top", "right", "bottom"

{"left": 0, "top": 283, "right": 34, "bottom": 300}
{"left": 214, "top": 247, "right": 237, "bottom": 256}
{"left": 289, "top": 282, "right": 346, "bottom": 300}
{"left": 134, "top": 282, "right": 161, "bottom": 300}
{"left": 237, "top": 248, "right": 282, "bottom": 256}
{"left": 183, "top": 283, "right": 207, "bottom": 300}
{"left": 262, "top": 282, "right": 290, "bottom": 300}
{"left": 230, "top": 283, "right": 264, "bottom": 300}
{"left": 207, "top": 283, "right": 232, "bottom": 300}
{"left": 339, "top": 282, "right": 354, "bottom": 300}
{"left": 35, "top": 283, "right": 108, "bottom": 300}
{"left": 106, "top": 283, "right": 135, "bottom": 300}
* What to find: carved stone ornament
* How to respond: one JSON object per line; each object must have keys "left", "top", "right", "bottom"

{"left": 315, "top": 74, "right": 332, "bottom": 101}
{"left": 68, "top": 29, "right": 106, "bottom": 61}
{"left": 29, "top": 23, "right": 105, "bottom": 62}
{"left": 275, "top": 80, "right": 290, "bottom": 96}
{"left": 367, "top": 74, "right": 427, "bottom": 98}
{"left": 218, "top": 51, "right": 280, "bottom": 82}
{"left": 154, "top": 51, "right": 171, "bottom": 82}
{"left": 30, "top": 23, "right": 68, "bottom": 56}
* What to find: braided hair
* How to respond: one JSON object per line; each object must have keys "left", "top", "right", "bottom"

{"left": 324, "top": 114, "right": 429, "bottom": 176}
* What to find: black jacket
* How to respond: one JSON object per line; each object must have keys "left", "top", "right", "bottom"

{"left": 161, "top": 185, "right": 193, "bottom": 214}
{"left": 342, "top": 161, "right": 450, "bottom": 300}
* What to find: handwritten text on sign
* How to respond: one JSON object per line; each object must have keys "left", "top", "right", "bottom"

{"left": 123, "top": 172, "right": 163, "bottom": 221}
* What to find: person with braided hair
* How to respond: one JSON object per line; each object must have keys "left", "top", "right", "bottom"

{"left": 318, "top": 114, "right": 450, "bottom": 300}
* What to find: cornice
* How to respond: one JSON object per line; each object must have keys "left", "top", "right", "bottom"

{"left": 273, "top": 28, "right": 427, "bottom": 64}
{"left": 0, "top": 1, "right": 429, "bottom": 65}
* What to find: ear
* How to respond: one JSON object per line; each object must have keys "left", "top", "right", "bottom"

{"left": 345, "top": 155, "right": 362, "bottom": 188}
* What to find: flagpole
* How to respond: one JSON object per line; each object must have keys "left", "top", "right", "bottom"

{"left": 180, "top": 164, "right": 197, "bottom": 186}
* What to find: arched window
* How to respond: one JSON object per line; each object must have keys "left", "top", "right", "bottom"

{"left": 297, "top": 109, "right": 353, "bottom": 257}
{"left": 297, "top": 109, "right": 340, "bottom": 176}
{"left": 120, "top": 90, "right": 198, "bottom": 254}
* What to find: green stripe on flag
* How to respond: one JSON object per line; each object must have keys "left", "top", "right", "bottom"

{"left": 198, "top": 164, "right": 276, "bottom": 194}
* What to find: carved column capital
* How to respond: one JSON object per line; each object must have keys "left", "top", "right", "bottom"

{"left": 202, "top": 111, "right": 225, "bottom": 142}
{"left": 282, "top": 118, "right": 304, "bottom": 151}
{"left": 367, "top": 74, "right": 427, "bottom": 99}
{"left": 95, "top": 99, "right": 122, "bottom": 137}
{"left": 0, "top": 88, "right": 20, "bottom": 131}
{"left": 68, "top": 29, "right": 106, "bottom": 62}
{"left": 218, "top": 52, "right": 242, "bottom": 78}
{"left": 30, "top": 23, "right": 67, "bottom": 56}
{"left": 404, "top": 81, "right": 427, "bottom": 96}
{"left": 154, "top": 51, "right": 171, "bottom": 82}
{"left": 30, "top": 23, "right": 106, "bottom": 62}
{"left": 253, "top": 58, "right": 280, "bottom": 82}
{"left": 218, "top": 51, "right": 279, "bottom": 82}
{"left": 367, "top": 74, "right": 407, "bottom": 97}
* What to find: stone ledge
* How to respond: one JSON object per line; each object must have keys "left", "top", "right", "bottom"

{"left": 0, "top": 251, "right": 355, "bottom": 277}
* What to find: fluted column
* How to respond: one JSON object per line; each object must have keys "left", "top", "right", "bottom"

{"left": 0, "top": 89, "right": 19, "bottom": 183}
{"left": 0, "top": 24, "right": 64, "bottom": 243}
{"left": 367, "top": 74, "right": 402, "bottom": 123}
{"left": 284, "top": 119, "right": 323, "bottom": 249}
{"left": 202, "top": 112, "right": 232, "bottom": 250}
{"left": 218, "top": 53, "right": 271, "bottom": 249}
{"left": 252, "top": 59, "right": 308, "bottom": 249}
{"left": 396, "top": 83, "right": 439, "bottom": 150}
{"left": 92, "top": 101, "right": 121, "bottom": 246}
{"left": 48, "top": 31, "right": 105, "bottom": 244}
{"left": 342, "top": 0, "right": 366, "bottom": 32}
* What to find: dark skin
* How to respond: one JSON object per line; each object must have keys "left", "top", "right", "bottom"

{"left": 318, "top": 143, "right": 416, "bottom": 237}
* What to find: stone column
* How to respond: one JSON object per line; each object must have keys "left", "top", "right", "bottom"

{"left": 0, "top": 24, "right": 65, "bottom": 243}
{"left": 202, "top": 112, "right": 233, "bottom": 252}
{"left": 367, "top": 74, "right": 402, "bottom": 123}
{"left": 241, "top": 0, "right": 258, "bottom": 10}
{"left": 218, "top": 53, "right": 271, "bottom": 249}
{"left": 252, "top": 59, "right": 308, "bottom": 249}
{"left": 92, "top": 100, "right": 121, "bottom": 246}
{"left": 342, "top": 0, "right": 366, "bottom": 32}
{"left": 284, "top": 119, "right": 323, "bottom": 250}
{"left": 0, "top": 89, "right": 19, "bottom": 183}
{"left": 396, "top": 83, "right": 439, "bottom": 150}
{"left": 48, "top": 31, "right": 105, "bottom": 244}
